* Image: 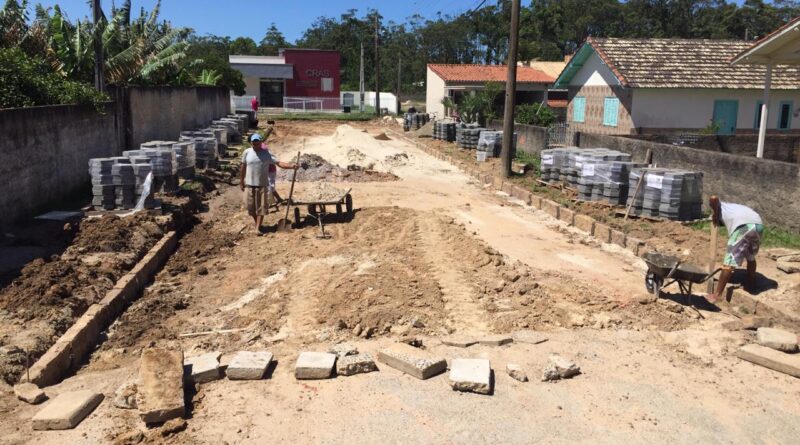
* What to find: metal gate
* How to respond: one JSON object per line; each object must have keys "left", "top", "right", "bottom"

{"left": 547, "top": 122, "right": 570, "bottom": 147}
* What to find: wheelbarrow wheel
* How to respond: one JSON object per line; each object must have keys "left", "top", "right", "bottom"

{"left": 293, "top": 207, "right": 301, "bottom": 227}
{"left": 645, "top": 271, "right": 663, "bottom": 297}
{"left": 345, "top": 193, "right": 353, "bottom": 215}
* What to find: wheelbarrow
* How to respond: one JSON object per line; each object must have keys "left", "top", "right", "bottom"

{"left": 290, "top": 188, "right": 353, "bottom": 238}
{"left": 642, "top": 252, "right": 722, "bottom": 303}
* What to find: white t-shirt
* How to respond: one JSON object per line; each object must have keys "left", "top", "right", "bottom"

{"left": 720, "top": 201, "right": 762, "bottom": 233}
{"left": 241, "top": 148, "right": 278, "bottom": 187}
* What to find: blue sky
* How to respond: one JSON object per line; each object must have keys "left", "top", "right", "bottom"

{"left": 32, "top": 0, "right": 494, "bottom": 43}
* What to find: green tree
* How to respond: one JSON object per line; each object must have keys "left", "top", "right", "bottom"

{"left": 229, "top": 36, "right": 258, "bottom": 55}
{"left": 259, "top": 23, "right": 288, "bottom": 55}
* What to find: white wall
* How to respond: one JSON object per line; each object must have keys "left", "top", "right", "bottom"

{"left": 340, "top": 91, "right": 399, "bottom": 114}
{"left": 631, "top": 89, "right": 800, "bottom": 130}
{"left": 569, "top": 52, "right": 620, "bottom": 87}
{"left": 426, "top": 67, "right": 446, "bottom": 117}
{"left": 243, "top": 76, "right": 260, "bottom": 98}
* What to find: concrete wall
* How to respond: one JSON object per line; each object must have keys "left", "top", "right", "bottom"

{"left": 488, "top": 121, "right": 548, "bottom": 155}
{"left": 0, "top": 86, "right": 231, "bottom": 228}
{"left": 119, "top": 86, "right": 230, "bottom": 149}
{"left": 629, "top": 134, "right": 800, "bottom": 163}
{"left": 632, "top": 88, "right": 800, "bottom": 131}
{"left": 576, "top": 132, "right": 800, "bottom": 231}
{"left": 426, "top": 67, "right": 446, "bottom": 117}
{"left": 0, "top": 103, "right": 121, "bottom": 226}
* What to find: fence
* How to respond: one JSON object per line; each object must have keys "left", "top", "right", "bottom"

{"left": 283, "top": 96, "right": 341, "bottom": 112}
{"left": 232, "top": 95, "right": 257, "bottom": 111}
{"left": 547, "top": 122, "right": 571, "bottom": 147}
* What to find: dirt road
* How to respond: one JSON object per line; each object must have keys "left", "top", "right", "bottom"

{"left": 2, "top": 121, "right": 799, "bottom": 444}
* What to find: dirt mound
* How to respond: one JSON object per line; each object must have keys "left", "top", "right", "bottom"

{"left": 277, "top": 153, "right": 398, "bottom": 183}
{"left": 295, "top": 183, "right": 348, "bottom": 203}
{"left": 373, "top": 132, "right": 391, "bottom": 141}
{"left": 384, "top": 153, "right": 409, "bottom": 167}
{"left": 0, "top": 214, "right": 167, "bottom": 383}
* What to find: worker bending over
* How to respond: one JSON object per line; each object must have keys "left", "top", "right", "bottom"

{"left": 706, "top": 195, "right": 763, "bottom": 303}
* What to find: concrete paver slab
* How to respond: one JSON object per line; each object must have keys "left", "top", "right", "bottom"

{"left": 757, "top": 327, "right": 798, "bottom": 352}
{"left": 138, "top": 348, "right": 185, "bottom": 423}
{"left": 511, "top": 330, "right": 548, "bottom": 345}
{"left": 737, "top": 344, "right": 800, "bottom": 378}
{"left": 479, "top": 335, "right": 513, "bottom": 346}
{"left": 295, "top": 352, "right": 336, "bottom": 380}
{"left": 31, "top": 390, "right": 103, "bottom": 430}
{"left": 227, "top": 351, "right": 273, "bottom": 380}
{"left": 336, "top": 353, "right": 378, "bottom": 376}
{"left": 449, "top": 358, "right": 491, "bottom": 394}
{"left": 14, "top": 383, "right": 46, "bottom": 404}
{"left": 377, "top": 343, "right": 447, "bottom": 380}
{"left": 185, "top": 352, "right": 222, "bottom": 383}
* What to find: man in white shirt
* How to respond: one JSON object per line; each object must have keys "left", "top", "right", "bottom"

{"left": 707, "top": 195, "right": 764, "bottom": 302}
{"left": 239, "top": 133, "right": 297, "bottom": 234}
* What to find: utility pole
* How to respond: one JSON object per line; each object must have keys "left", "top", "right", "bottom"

{"left": 374, "top": 13, "right": 380, "bottom": 116}
{"left": 92, "top": 0, "right": 104, "bottom": 92}
{"left": 500, "top": 0, "right": 521, "bottom": 177}
{"left": 396, "top": 57, "right": 401, "bottom": 113}
{"left": 359, "top": 42, "right": 365, "bottom": 113}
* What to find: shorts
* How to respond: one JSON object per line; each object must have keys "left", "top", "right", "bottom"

{"left": 244, "top": 186, "right": 270, "bottom": 216}
{"left": 723, "top": 223, "right": 764, "bottom": 267}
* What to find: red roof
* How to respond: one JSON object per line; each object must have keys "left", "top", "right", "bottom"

{"left": 428, "top": 64, "right": 554, "bottom": 84}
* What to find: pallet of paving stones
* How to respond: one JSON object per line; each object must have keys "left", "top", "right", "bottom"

{"left": 456, "top": 125, "right": 484, "bottom": 149}
{"left": 433, "top": 121, "right": 456, "bottom": 141}
{"left": 625, "top": 168, "right": 703, "bottom": 221}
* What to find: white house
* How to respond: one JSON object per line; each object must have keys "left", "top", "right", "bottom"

{"left": 426, "top": 64, "right": 553, "bottom": 117}
{"left": 553, "top": 38, "right": 800, "bottom": 135}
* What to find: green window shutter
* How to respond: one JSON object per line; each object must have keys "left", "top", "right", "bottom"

{"left": 573, "top": 97, "right": 585, "bottom": 123}
{"left": 603, "top": 97, "right": 619, "bottom": 127}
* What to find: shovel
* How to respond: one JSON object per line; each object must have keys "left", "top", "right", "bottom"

{"left": 277, "top": 150, "right": 301, "bottom": 232}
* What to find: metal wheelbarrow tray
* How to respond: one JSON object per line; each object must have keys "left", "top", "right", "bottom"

{"left": 642, "top": 252, "right": 721, "bottom": 301}
{"left": 289, "top": 188, "right": 353, "bottom": 238}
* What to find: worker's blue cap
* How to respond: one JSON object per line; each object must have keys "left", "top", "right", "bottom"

{"left": 250, "top": 134, "right": 262, "bottom": 142}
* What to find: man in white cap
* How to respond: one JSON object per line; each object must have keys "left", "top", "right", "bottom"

{"left": 239, "top": 133, "right": 297, "bottom": 234}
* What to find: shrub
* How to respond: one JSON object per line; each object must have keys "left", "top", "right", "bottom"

{"left": 0, "top": 47, "right": 108, "bottom": 109}
{"left": 515, "top": 102, "right": 555, "bottom": 127}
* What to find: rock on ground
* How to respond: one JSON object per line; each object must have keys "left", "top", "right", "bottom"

{"left": 31, "top": 390, "right": 104, "bottom": 430}
{"left": 441, "top": 336, "right": 478, "bottom": 348}
{"left": 777, "top": 259, "right": 800, "bottom": 274}
{"left": 185, "top": 352, "right": 222, "bottom": 383}
{"left": 737, "top": 344, "right": 800, "bottom": 378}
{"left": 14, "top": 383, "right": 46, "bottom": 404}
{"left": 449, "top": 358, "right": 492, "bottom": 395}
{"left": 542, "top": 355, "right": 581, "bottom": 382}
{"left": 479, "top": 335, "right": 513, "bottom": 346}
{"left": 295, "top": 352, "right": 337, "bottom": 380}
{"left": 328, "top": 342, "right": 359, "bottom": 358}
{"left": 506, "top": 364, "right": 529, "bottom": 382}
{"left": 336, "top": 353, "right": 378, "bottom": 376}
{"left": 757, "top": 327, "right": 799, "bottom": 352}
{"left": 226, "top": 351, "right": 274, "bottom": 380}
{"left": 137, "top": 348, "right": 185, "bottom": 424}
{"left": 511, "top": 330, "right": 548, "bottom": 345}
{"left": 377, "top": 343, "right": 447, "bottom": 380}
{"left": 113, "top": 381, "right": 138, "bottom": 409}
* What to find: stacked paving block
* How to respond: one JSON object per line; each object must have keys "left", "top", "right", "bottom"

{"left": 212, "top": 119, "right": 240, "bottom": 142}
{"left": 179, "top": 131, "right": 218, "bottom": 168}
{"left": 456, "top": 125, "right": 484, "bottom": 149}
{"left": 111, "top": 159, "right": 136, "bottom": 209}
{"left": 202, "top": 126, "right": 227, "bottom": 151}
{"left": 433, "top": 121, "right": 456, "bottom": 141}
{"left": 477, "top": 131, "right": 503, "bottom": 157}
{"left": 171, "top": 141, "right": 196, "bottom": 178}
{"left": 141, "top": 145, "right": 177, "bottom": 194}
{"left": 403, "top": 112, "right": 430, "bottom": 131}
{"left": 89, "top": 158, "right": 116, "bottom": 210}
{"left": 626, "top": 168, "right": 703, "bottom": 220}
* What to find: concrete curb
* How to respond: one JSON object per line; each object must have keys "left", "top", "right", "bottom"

{"left": 24, "top": 231, "right": 179, "bottom": 387}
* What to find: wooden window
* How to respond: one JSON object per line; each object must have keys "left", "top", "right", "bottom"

{"left": 778, "top": 101, "right": 793, "bottom": 130}
{"left": 603, "top": 97, "right": 619, "bottom": 127}
{"left": 572, "top": 96, "right": 585, "bottom": 123}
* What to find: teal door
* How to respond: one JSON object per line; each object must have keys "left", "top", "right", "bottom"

{"left": 712, "top": 100, "right": 738, "bottom": 135}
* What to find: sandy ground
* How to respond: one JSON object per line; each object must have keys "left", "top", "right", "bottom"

{"left": 2, "top": 121, "right": 800, "bottom": 444}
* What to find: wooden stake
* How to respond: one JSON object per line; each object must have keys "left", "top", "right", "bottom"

{"left": 707, "top": 220, "right": 719, "bottom": 293}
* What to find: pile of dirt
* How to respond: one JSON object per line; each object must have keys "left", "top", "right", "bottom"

{"left": 295, "top": 183, "right": 349, "bottom": 203}
{"left": 277, "top": 153, "right": 398, "bottom": 183}
{"left": 0, "top": 214, "right": 168, "bottom": 383}
{"left": 373, "top": 132, "right": 391, "bottom": 141}
{"left": 384, "top": 153, "right": 409, "bottom": 167}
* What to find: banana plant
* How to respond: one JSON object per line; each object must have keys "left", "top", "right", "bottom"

{"left": 196, "top": 69, "right": 222, "bottom": 86}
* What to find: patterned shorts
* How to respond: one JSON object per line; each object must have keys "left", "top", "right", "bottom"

{"left": 723, "top": 223, "right": 764, "bottom": 267}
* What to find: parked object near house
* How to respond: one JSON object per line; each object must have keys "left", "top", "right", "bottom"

{"left": 554, "top": 38, "right": 800, "bottom": 136}
{"left": 426, "top": 64, "right": 553, "bottom": 118}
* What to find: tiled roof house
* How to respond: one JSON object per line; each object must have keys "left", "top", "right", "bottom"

{"left": 553, "top": 38, "right": 800, "bottom": 135}
{"left": 426, "top": 64, "right": 554, "bottom": 117}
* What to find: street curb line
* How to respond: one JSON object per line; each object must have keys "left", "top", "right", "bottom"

{"left": 24, "top": 231, "right": 179, "bottom": 387}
